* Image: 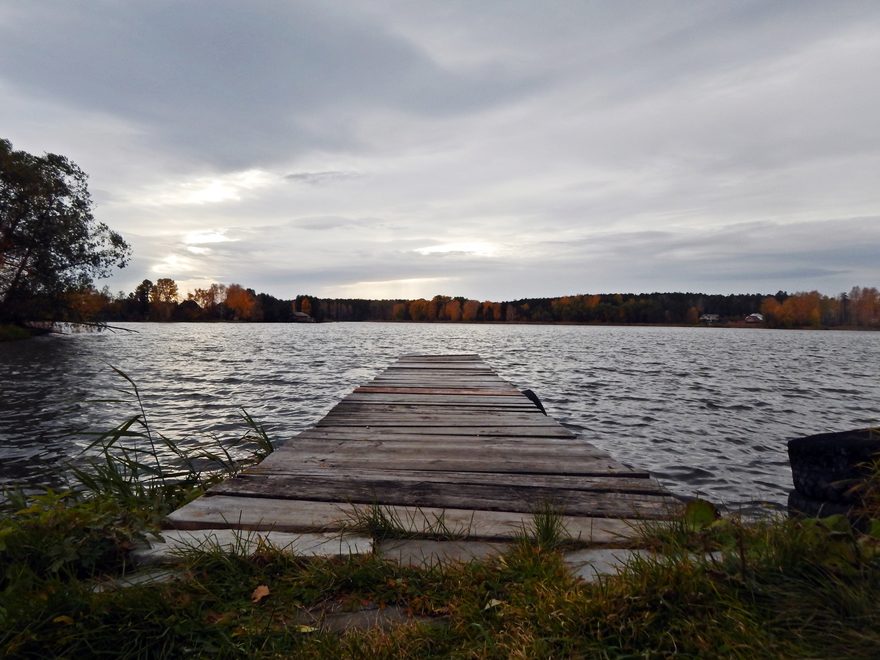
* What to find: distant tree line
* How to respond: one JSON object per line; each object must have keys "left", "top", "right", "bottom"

{"left": 62, "top": 280, "right": 880, "bottom": 329}
{"left": 4, "top": 138, "right": 878, "bottom": 332}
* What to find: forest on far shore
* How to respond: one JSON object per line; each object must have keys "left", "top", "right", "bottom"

{"left": 60, "top": 280, "right": 880, "bottom": 330}
{"left": 4, "top": 139, "right": 877, "bottom": 332}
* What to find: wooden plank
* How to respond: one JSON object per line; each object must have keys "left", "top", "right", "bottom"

{"left": 320, "top": 412, "right": 550, "bottom": 420}
{"left": 399, "top": 354, "right": 483, "bottom": 358}
{"left": 354, "top": 386, "right": 522, "bottom": 396}
{"left": 244, "top": 464, "right": 669, "bottom": 495}
{"left": 243, "top": 466, "right": 663, "bottom": 491}
{"left": 318, "top": 410, "right": 556, "bottom": 420}
{"left": 298, "top": 431, "right": 580, "bottom": 443}
{"left": 341, "top": 394, "right": 539, "bottom": 406}
{"left": 254, "top": 454, "right": 635, "bottom": 476}
{"left": 304, "top": 426, "right": 576, "bottom": 438}
{"left": 385, "top": 364, "right": 495, "bottom": 370}
{"left": 315, "top": 414, "right": 556, "bottom": 428}
{"left": 258, "top": 440, "right": 627, "bottom": 466}
{"left": 264, "top": 439, "right": 615, "bottom": 459}
{"left": 208, "top": 475, "right": 677, "bottom": 519}
{"left": 315, "top": 416, "right": 568, "bottom": 426}
{"left": 377, "top": 373, "right": 503, "bottom": 379}
{"left": 365, "top": 382, "right": 513, "bottom": 388}
{"left": 165, "top": 495, "right": 644, "bottom": 543}
{"left": 320, "top": 407, "right": 550, "bottom": 416}
{"left": 324, "top": 407, "right": 546, "bottom": 419}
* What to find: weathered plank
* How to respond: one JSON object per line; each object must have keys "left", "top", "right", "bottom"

{"left": 322, "top": 409, "right": 549, "bottom": 421}
{"left": 302, "top": 427, "right": 577, "bottom": 439}
{"left": 263, "top": 437, "right": 614, "bottom": 457}
{"left": 400, "top": 354, "right": 481, "bottom": 360}
{"left": 166, "top": 495, "right": 643, "bottom": 543}
{"left": 209, "top": 475, "right": 676, "bottom": 519}
{"left": 354, "top": 386, "right": 523, "bottom": 396}
{"left": 243, "top": 467, "right": 661, "bottom": 491}
{"left": 316, "top": 416, "right": 574, "bottom": 438}
{"left": 391, "top": 365, "right": 487, "bottom": 368}
{"left": 254, "top": 454, "right": 636, "bottom": 476}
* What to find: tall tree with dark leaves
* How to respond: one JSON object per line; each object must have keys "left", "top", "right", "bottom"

{"left": 0, "top": 139, "right": 130, "bottom": 322}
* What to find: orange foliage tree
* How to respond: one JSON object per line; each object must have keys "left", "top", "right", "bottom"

{"left": 444, "top": 299, "right": 462, "bottom": 322}
{"left": 762, "top": 291, "right": 822, "bottom": 328}
{"left": 462, "top": 299, "right": 480, "bottom": 322}
{"left": 149, "top": 278, "right": 179, "bottom": 303}
{"left": 850, "top": 286, "right": 880, "bottom": 327}
{"left": 226, "top": 283, "right": 257, "bottom": 320}
{"left": 408, "top": 298, "right": 429, "bottom": 321}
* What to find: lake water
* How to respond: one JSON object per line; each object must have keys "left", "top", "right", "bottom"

{"left": 1, "top": 322, "right": 879, "bottom": 510}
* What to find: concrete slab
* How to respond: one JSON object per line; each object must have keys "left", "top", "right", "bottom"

{"left": 132, "top": 529, "right": 372, "bottom": 565}
{"left": 91, "top": 567, "right": 183, "bottom": 592}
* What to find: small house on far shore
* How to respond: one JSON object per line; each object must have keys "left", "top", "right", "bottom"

{"left": 745, "top": 313, "right": 764, "bottom": 324}
{"left": 699, "top": 313, "right": 720, "bottom": 324}
{"left": 292, "top": 311, "right": 315, "bottom": 323}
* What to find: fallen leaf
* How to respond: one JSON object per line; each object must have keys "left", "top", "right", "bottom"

{"left": 297, "top": 625, "right": 318, "bottom": 633}
{"left": 484, "top": 598, "right": 505, "bottom": 610}
{"left": 251, "top": 585, "right": 270, "bottom": 604}
{"left": 53, "top": 615, "right": 74, "bottom": 626}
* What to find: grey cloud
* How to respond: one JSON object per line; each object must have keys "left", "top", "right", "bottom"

{"left": 285, "top": 171, "right": 361, "bottom": 185}
{"left": 294, "top": 217, "right": 361, "bottom": 231}
{"left": 5, "top": 1, "right": 878, "bottom": 300}
{"left": 0, "top": 1, "right": 534, "bottom": 169}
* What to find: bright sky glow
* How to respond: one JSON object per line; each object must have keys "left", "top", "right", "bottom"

{"left": 150, "top": 254, "right": 200, "bottom": 275}
{"left": 336, "top": 277, "right": 457, "bottom": 300}
{"left": 147, "top": 170, "right": 274, "bottom": 206}
{"left": 182, "top": 231, "right": 235, "bottom": 245}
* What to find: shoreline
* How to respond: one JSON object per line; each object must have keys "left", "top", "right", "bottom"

{"left": 10, "top": 319, "right": 877, "bottom": 332}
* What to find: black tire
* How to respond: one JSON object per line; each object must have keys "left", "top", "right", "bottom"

{"left": 788, "top": 428, "right": 880, "bottom": 502}
{"left": 787, "top": 490, "right": 854, "bottom": 519}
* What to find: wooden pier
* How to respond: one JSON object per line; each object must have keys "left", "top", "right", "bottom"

{"left": 166, "top": 354, "right": 680, "bottom": 545}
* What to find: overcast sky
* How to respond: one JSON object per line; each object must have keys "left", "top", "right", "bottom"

{"left": 2, "top": 0, "right": 878, "bottom": 300}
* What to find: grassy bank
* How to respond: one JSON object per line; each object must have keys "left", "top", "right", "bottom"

{"left": 2, "top": 491, "right": 880, "bottom": 657}
{"left": 0, "top": 323, "right": 33, "bottom": 341}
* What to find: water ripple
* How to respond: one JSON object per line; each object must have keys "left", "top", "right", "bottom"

{"left": 1, "top": 323, "right": 879, "bottom": 508}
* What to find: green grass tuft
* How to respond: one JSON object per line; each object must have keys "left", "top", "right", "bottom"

{"left": 517, "top": 501, "right": 570, "bottom": 550}
{"left": 343, "top": 503, "right": 473, "bottom": 541}
{"left": 0, "top": 323, "right": 32, "bottom": 341}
